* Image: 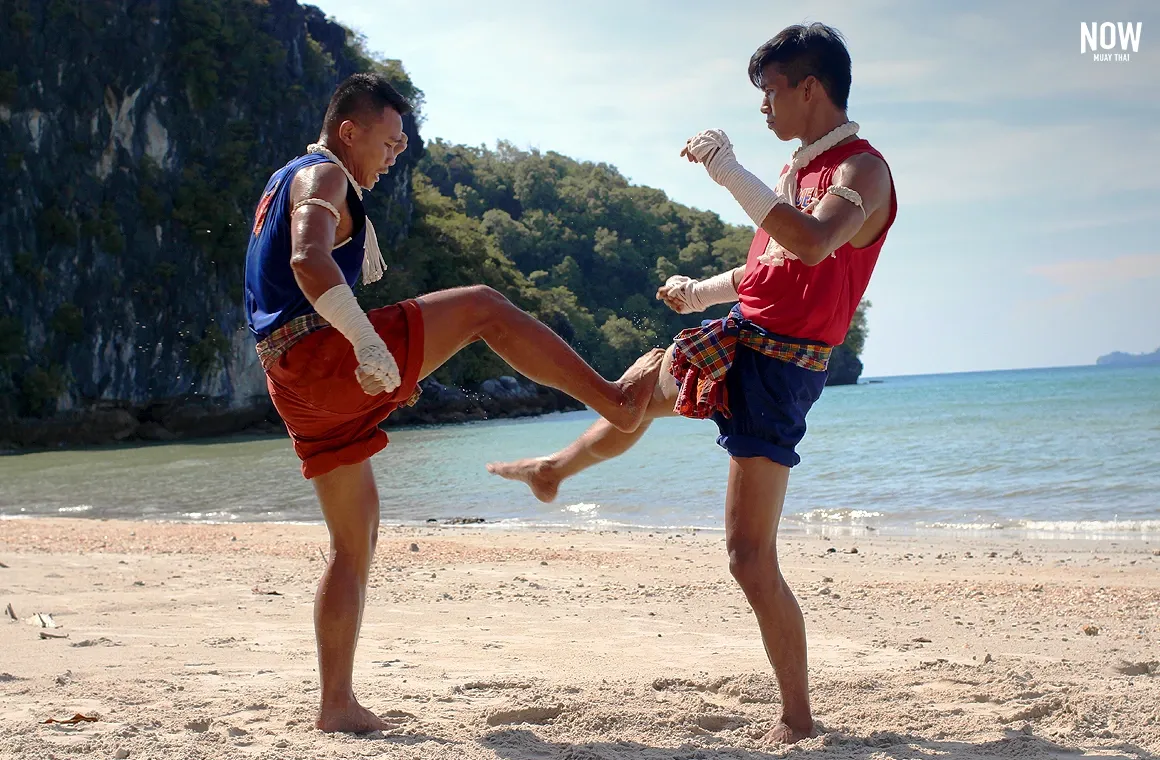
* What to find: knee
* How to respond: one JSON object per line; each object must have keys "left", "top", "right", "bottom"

{"left": 462, "top": 285, "right": 512, "bottom": 326}
{"left": 332, "top": 516, "right": 379, "bottom": 568}
{"left": 465, "top": 285, "right": 511, "bottom": 313}
{"left": 727, "top": 538, "right": 779, "bottom": 589}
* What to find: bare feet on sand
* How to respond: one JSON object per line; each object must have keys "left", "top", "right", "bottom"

{"left": 316, "top": 698, "right": 391, "bottom": 734}
{"left": 608, "top": 348, "right": 664, "bottom": 433}
{"left": 485, "top": 457, "right": 561, "bottom": 503}
{"left": 763, "top": 719, "right": 816, "bottom": 745}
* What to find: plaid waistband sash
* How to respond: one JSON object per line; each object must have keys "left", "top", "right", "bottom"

{"left": 669, "top": 311, "right": 831, "bottom": 420}
{"left": 255, "top": 312, "right": 330, "bottom": 371}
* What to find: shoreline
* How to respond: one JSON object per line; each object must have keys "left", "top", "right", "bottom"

{"left": 0, "top": 376, "right": 589, "bottom": 453}
{"left": 2, "top": 512, "right": 1157, "bottom": 545}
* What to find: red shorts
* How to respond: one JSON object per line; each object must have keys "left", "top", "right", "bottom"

{"left": 265, "top": 300, "right": 425, "bottom": 479}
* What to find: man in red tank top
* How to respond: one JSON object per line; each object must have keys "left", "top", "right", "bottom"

{"left": 488, "top": 23, "right": 896, "bottom": 744}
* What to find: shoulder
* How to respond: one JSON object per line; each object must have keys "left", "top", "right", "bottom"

{"left": 837, "top": 150, "right": 889, "bottom": 180}
{"left": 832, "top": 151, "right": 892, "bottom": 201}
{"left": 290, "top": 160, "right": 349, "bottom": 206}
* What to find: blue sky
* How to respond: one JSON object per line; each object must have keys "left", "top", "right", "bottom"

{"left": 310, "top": 0, "right": 1159, "bottom": 376}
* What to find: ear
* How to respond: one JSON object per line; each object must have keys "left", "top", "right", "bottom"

{"left": 802, "top": 75, "right": 819, "bottom": 101}
{"left": 338, "top": 119, "right": 358, "bottom": 146}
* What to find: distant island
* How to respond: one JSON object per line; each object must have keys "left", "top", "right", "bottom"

{"left": 1096, "top": 348, "right": 1160, "bottom": 367}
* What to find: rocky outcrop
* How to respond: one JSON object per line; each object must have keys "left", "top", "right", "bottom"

{"left": 389, "top": 376, "right": 585, "bottom": 427}
{"left": 0, "top": 375, "right": 585, "bottom": 448}
{"left": 824, "top": 343, "right": 863, "bottom": 386}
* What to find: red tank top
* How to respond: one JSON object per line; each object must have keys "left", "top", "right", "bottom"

{"left": 737, "top": 138, "right": 897, "bottom": 346}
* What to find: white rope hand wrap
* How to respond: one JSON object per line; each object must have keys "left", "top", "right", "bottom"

{"left": 661, "top": 270, "right": 739, "bottom": 314}
{"left": 313, "top": 284, "right": 401, "bottom": 394}
{"left": 306, "top": 143, "right": 387, "bottom": 285}
{"left": 685, "top": 129, "right": 786, "bottom": 228}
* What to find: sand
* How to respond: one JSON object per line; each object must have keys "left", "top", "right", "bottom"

{"left": 1, "top": 518, "right": 1157, "bottom": 759}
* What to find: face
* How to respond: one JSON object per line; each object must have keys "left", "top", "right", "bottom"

{"left": 338, "top": 107, "right": 408, "bottom": 189}
{"left": 759, "top": 65, "right": 810, "bottom": 141}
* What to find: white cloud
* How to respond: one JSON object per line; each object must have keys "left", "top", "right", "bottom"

{"left": 873, "top": 118, "right": 1160, "bottom": 205}
{"left": 1029, "top": 252, "right": 1160, "bottom": 290}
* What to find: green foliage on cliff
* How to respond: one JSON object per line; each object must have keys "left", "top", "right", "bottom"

{"left": 188, "top": 325, "right": 230, "bottom": 375}
{"left": 844, "top": 299, "right": 871, "bottom": 358}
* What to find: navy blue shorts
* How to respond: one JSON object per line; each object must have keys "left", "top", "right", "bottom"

{"left": 709, "top": 329, "right": 829, "bottom": 469}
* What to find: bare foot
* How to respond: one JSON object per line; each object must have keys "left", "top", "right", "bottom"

{"left": 316, "top": 699, "right": 391, "bottom": 734}
{"left": 609, "top": 348, "right": 665, "bottom": 432}
{"left": 763, "top": 719, "right": 815, "bottom": 745}
{"left": 485, "top": 457, "right": 561, "bottom": 503}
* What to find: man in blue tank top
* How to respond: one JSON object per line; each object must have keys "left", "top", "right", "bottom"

{"left": 243, "top": 73, "right": 662, "bottom": 733}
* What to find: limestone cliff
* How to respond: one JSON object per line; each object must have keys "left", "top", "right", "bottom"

{"left": 0, "top": 0, "right": 424, "bottom": 443}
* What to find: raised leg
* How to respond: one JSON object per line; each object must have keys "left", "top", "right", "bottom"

{"left": 416, "top": 286, "right": 662, "bottom": 433}
{"left": 486, "top": 344, "right": 680, "bottom": 502}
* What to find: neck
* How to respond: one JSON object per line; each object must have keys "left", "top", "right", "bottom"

{"left": 312, "top": 136, "right": 365, "bottom": 194}
{"left": 316, "top": 135, "right": 355, "bottom": 171}
{"left": 799, "top": 109, "right": 852, "bottom": 148}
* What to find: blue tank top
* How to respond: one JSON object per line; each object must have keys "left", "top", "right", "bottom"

{"left": 243, "top": 153, "right": 367, "bottom": 340}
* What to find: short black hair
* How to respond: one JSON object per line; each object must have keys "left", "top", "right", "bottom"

{"left": 748, "top": 23, "right": 852, "bottom": 111}
{"left": 323, "top": 72, "right": 412, "bottom": 129}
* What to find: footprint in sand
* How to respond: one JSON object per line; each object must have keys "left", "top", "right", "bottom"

{"left": 693, "top": 713, "right": 748, "bottom": 732}
{"left": 203, "top": 636, "right": 243, "bottom": 647}
{"left": 455, "top": 680, "right": 533, "bottom": 693}
{"left": 485, "top": 705, "right": 563, "bottom": 726}
{"left": 1112, "top": 660, "right": 1157, "bottom": 676}
{"left": 999, "top": 697, "right": 1063, "bottom": 724}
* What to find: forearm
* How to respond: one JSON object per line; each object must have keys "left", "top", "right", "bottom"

{"left": 290, "top": 246, "right": 348, "bottom": 304}
{"left": 758, "top": 205, "right": 829, "bottom": 266}
{"left": 660, "top": 266, "right": 745, "bottom": 314}
{"left": 291, "top": 246, "right": 399, "bottom": 392}
{"left": 686, "top": 130, "right": 841, "bottom": 267}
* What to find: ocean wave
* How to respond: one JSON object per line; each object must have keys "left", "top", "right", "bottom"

{"left": 481, "top": 516, "right": 722, "bottom": 533}
{"left": 57, "top": 504, "right": 93, "bottom": 514}
{"left": 788, "top": 508, "right": 884, "bottom": 525}
{"left": 181, "top": 511, "right": 240, "bottom": 522}
{"left": 917, "top": 519, "right": 1160, "bottom": 538}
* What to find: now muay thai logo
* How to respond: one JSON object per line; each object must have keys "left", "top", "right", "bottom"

{"left": 1081, "top": 22, "right": 1143, "bottom": 62}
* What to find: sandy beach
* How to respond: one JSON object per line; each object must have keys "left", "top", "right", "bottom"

{"left": 0, "top": 518, "right": 1157, "bottom": 759}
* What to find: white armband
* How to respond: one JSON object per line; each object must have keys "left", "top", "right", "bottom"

{"left": 291, "top": 197, "right": 342, "bottom": 224}
{"left": 826, "top": 185, "right": 865, "bottom": 217}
